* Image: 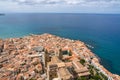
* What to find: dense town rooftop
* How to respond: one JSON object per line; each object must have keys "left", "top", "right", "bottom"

{"left": 0, "top": 33, "right": 119, "bottom": 80}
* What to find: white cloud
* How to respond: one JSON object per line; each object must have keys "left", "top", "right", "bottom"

{"left": 1, "top": 0, "right": 120, "bottom": 7}
{"left": 0, "top": 0, "right": 120, "bottom": 13}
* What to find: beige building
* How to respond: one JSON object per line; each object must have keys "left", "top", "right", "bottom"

{"left": 72, "top": 59, "right": 90, "bottom": 78}
{"left": 47, "top": 56, "right": 73, "bottom": 80}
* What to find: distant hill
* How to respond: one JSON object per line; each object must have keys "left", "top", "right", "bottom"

{"left": 0, "top": 13, "right": 5, "bottom": 16}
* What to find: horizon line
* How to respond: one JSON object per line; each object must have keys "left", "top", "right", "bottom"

{"left": 3, "top": 12, "right": 120, "bottom": 15}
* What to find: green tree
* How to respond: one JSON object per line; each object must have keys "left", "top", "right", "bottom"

{"left": 80, "top": 59, "right": 86, "bottom": 65}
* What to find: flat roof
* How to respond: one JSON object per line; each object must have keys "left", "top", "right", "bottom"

{"left": 58, "top": 67, "right": 72, "bottom": 79}
{"left": 51, "top": 56, "right": 61, "bottom": 63}
{"left": 57, "top": 62, "right": 65, "bottom": 68}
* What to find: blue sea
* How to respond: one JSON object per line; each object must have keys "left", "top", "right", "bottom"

{"left": 0, "top": 13, "right": 120, "bottom": 75}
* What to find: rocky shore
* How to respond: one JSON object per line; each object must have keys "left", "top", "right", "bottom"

{"left": 0, "top": 33, "right": 119, "bottom": 80}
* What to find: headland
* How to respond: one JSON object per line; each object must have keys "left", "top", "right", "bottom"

{"left": 0, "top": 13, "right": 5, "bottom": 16}
{"left": 0, "top": 33, "right": 119, "bottom": 80}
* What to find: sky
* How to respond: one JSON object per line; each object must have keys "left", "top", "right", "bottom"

{"left": 0, "top": 0, "right": 120, "bottom": 13}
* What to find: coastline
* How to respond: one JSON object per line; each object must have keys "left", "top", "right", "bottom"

{"left": 87, "top": 42, "right": 120, "bottom": 76}
{"left": 0, "top": 33, "right": 119, "bottom": 80}
{"left": 84, "top": 43, "right": 120, "bottom": 80}
{"left": 85, "top": 44, "right": 101, "bottom": 61}
{"left": 29, "top": 33, "right": 120, "bottom": 80}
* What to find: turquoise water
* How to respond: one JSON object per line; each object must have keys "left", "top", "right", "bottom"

{"left": 0, "top": 13, "right": 120, "bottom": 74}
